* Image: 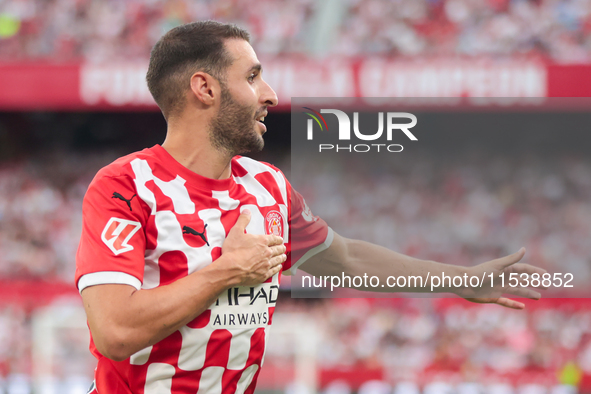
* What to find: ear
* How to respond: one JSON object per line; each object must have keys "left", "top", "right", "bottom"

{"left": 189, "top": 72, "right": 219, "bottom": 106}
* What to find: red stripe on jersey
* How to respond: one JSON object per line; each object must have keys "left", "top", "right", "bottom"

{"left": 221, "top": 368, "right": 243, "bottom": 394}
{"left": 247, "top": 328, "right": 266, "bottom": 365}
{"left": 172, "top": 369, "right": 205, "bottom": 394}
{"left": 204, "top": 329, "right": 232, "bottom": 368}
{"left": 187, "top": 310, "right": 211, "bottom": 329}
{"left": 148, "top": 179, "right": 176, "bottom": 212}
{"left": 158, "top": 250, "right": 188, "bottom": 286}
{"left": 245, "top": 371, "right": 261, "bottom": 394}
{"left": 255, "top": 172, "right": 287, "bottom": 205}
{"left": 211, "top": 246, "right": 222, "bottom": 261}
{"left": 232, "top": 163, "right": 249, "bottom": 178}
{"left": 144, "top": 215, "right": 158, "bottom": 250}
{"left": 95, "top": 357, "right": 133, "bottom": 394}
{"left": 231, "top": 184, "right": 261, "bottom": 207}
{"left": 151, "top": 330, "right": 183, "bottom": 366}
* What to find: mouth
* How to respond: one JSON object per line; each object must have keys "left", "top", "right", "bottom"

{"left": 255, "top": 111, "right": 268, "bottom": 132}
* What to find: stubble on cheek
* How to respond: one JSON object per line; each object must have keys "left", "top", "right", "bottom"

{"left": 209, "top": 89, "right": 264, "bottom": 156}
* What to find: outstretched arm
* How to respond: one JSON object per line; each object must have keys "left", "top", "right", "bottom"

{"left": 298, "top": 232, "right": 546, "bottom": 309}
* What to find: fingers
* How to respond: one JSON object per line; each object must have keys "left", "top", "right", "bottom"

{"left": 266, "top": 261, "right": 284, "bottom": 278}
{"left": 270, "top": 253, "right": 287, "bottom": 268}
{"left": 265, "top": 235, "right": 284, "bottom": 246}
{"left": 491, "top": 247, "right": 526, "bottom": 270}
{"left": 467, "top": 296, "right": 525, "bottom": 310}
{"left": 503, "top": 286, "right": 541, "bottom": 300}
{"left": 265, "top": 254, "right": 287, "bottom": 279}
{"left": 495, "top": 297, "right": 525, "bottom": 310}
{"left": 268, "top": 244, "right": 287, "bottom": 258}
{"left": 233, "top": 209, "right": 252, "bottom": 232}
{"left": 508, "top": 264, "right": 550, "bottom": 290}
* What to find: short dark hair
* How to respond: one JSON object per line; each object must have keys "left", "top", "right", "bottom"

{"left": 146, "top": 21, "right": 250, "bottom": 119}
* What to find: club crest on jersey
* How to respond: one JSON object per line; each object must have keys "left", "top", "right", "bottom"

{"left": 101, "top": 218, "right": 142, "bottom": 255}
{"left": 265, "top": 210, "right": 284, "bottom": 237}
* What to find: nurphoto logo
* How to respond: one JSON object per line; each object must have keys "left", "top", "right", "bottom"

{"left": 303, "top": 107, "right": 418, "bottom": 153}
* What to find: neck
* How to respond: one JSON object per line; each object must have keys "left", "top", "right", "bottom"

{"left": 161, "top": 112, "right": 233, "bottom": 180}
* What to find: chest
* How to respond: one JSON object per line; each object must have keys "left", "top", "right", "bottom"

{"left": 140, "top": 186, "right": 289, "bottom": 289}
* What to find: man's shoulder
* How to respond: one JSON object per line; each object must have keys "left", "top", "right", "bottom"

{"left": 93, "top": 147, "right": 158, "bottom": 180}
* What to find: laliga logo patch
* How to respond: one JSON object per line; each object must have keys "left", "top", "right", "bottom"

{"left": 101, "top": 217, "right": 141, "bottom": 255}
{"left": 265, "top": 210, "right": 284, "bottom": 237}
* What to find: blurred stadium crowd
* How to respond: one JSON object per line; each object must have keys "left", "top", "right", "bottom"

{"left": 270, "top": 298, "right": 591, "bottom": 389}
{"left": 1, "top": 0, "right": 591, "bottom": 391}
{"left": 0, "top": 153, "right": 111, "bottom": 282}
{"left": 0, "top": 0, "right": 590, "bottom": 62}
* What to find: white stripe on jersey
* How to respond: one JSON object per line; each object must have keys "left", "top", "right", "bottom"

{"left": 144, "top": 363, "right": 175, "bottom": 394}
{"left": 236, "top": 157, "right": 288, "bottom": 206}
{"left": 240, "top": 205, "right": 265, "bottom": 235}
{"left": 131, "top": 159, "right": 157, "bottom": 214}
{"left": 235, "top": 364, "right": 259, "bottom": 394}
{"left": 212, "top": 190, "right": 240, "bottom": 211}
{"left": 178, "top": 325, "right": 213, "bottom": 371}
{"left": 234, "top": 174, "right": 276, "bottom": 207}
{"left": 131, "top": 159, "right": 196, "bottom": 214}
{"left": 227, "top": 328, "right": 256, "bottom": 370}
{"left": 130, "top": 345, "right": 153, "bottom": 365}
{"left": 197, "top": 208, "right": 226, "bottom": 251}
{"left": 197, "top": 366, "right": 225, "bottom": 394}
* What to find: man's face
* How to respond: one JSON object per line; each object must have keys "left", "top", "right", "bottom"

{"left": 209, "top": 39, "right": 278, "bottom": 156}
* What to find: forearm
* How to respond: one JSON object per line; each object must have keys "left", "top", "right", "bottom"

{"left": 83, "top": 257, "right": 242, "bottom": 361}
{"left": 302, "top": 234, "right": 466, "bottom": 294}
{"left": 341, "top": 238, "right": 466, "bottom": 293}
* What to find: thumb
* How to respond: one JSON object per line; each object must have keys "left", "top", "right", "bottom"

{"left": 493, "top": 247, "right": 526, "bottom": 270}
{"left": 233, "top": 209, "right": 252, "bottom": 232}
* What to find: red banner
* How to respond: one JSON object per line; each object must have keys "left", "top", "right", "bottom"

{"left": 0, "top": 59, "right": 589, "bottom": 111}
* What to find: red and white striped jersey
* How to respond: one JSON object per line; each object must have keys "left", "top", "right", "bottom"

{"left": 75, "top": 145, "right": 332, "bottom": 394}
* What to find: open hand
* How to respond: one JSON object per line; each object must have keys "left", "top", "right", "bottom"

{"left": 458, "top": 248, "right": 548, "bottom": 309}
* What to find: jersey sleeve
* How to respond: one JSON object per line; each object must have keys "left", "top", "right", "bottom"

{"left": 75, "top": 173, "right": 147, "bottom": 292}
{"left": 284, "top": 181, "right": 334, "bottom": 276}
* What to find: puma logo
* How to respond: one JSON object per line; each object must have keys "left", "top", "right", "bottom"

{"left": 112, "top": 192, "right": 136, "bottom": 211}
{"left": 183, "top": 224, "right": 209, "bottom": 246}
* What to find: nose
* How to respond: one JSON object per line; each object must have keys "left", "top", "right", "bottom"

{"left": 260, "top": 78, "right": 278, "bottom": 107}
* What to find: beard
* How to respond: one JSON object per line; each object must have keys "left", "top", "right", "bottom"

{"left": 209, "top": 84, "right": 265, "bottom": 157}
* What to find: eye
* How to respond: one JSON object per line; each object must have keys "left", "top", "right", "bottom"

{"left": 247, "top": 71, "right": 258, "bottom": 83}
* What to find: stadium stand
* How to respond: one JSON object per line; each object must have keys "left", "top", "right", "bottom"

{"left": 0, "top": 0, "right": 314, "bottom": 61}
{"left": 0, "top": 0, "right": 590, "bottom": 61}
